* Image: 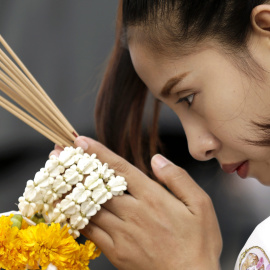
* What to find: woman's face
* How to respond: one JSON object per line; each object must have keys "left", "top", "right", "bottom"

{"left": 129, "top": 32, "right": 270, "bottom": 185}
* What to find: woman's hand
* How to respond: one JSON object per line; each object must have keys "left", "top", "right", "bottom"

{"left": 50, "top": 136, "right": 222, "bottom": 270}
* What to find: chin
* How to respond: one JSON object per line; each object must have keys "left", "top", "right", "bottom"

{"left": 253, "top": 174, "right": 270, "bottom": 186}
{"left": 247, "top": 162, "right": 270, "bottom": 186}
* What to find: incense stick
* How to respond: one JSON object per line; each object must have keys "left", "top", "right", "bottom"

{"left": 0, "top": 36, "right": 78, "bottom": 137}
{"left": 0, "top": 35, "right": 78, "bottom": 147}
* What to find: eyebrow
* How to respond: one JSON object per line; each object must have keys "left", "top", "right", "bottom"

{"left": 160, "top": 72, "right": 190, "bottom": 98}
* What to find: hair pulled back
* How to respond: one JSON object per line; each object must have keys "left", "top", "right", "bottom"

{"left": 95, "top": 0, "right": 269, "bottom": 175}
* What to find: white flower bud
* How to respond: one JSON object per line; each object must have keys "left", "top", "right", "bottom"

{"left": 72, "top": 183, "right": 91, "bottom": 204}
{"left": 58, "top": 198, "right": 80, "bottom": 216}
{"left": 43, "top": 203, "right": 50, "bottom": 213}
{"left": 54, "top": 213, "right": 66, "bottom": 223}
{"left": 45, "top": 156, "right": 65, "bottom": 177}
{"left": 34, "top": 168, "right": 53, "bottom": 187}
{"left": 45, "top": 263, "right": 58, "bottom": 270}
{"left": 52, "top": 175, "right": 72, "bottom": 195}
{"left": 63, "top": 165, "right": 83, "bottom": 185}
{"left": 75, "top": 147, "right": 84, "bottom": 155}
{"left": 68, "top": 228, "right": 80, "bottom": 239}
{"left": 107, "top": 175, "right": 127, "bottom": 196}
{"left": 81, "top": 199, "right": 100, "bottom": 217}
{"left": 26, "top": 179, "right": 35, "bottom": 187}
{"left": 35, "top": 200, "right": 45, "bottom": 212}
{"left": 59, "top": 147, "right": 77, "bottom": 167}
{"left": 18, "top": 197, "right": 37, "bottom": 217}
{"left": 70, "top": 213, "right": 89, "bottom": 230}
{"left": 77, "top": 154, "right": 98, "bottom": 174}
{"left": 96, "top": 163, "right": 115, "bottom": 181}
{"left": 91, "top": 183, "right": 112, "bottom": 204}
{"left": 43, "top": 190, "right": 58, "bottom": 204}
{"left": 84, "top": 172, "right": 103, "bottom": 190}
{"left": 51, "top": 208, "right": 66, "bottom": 223}
{"left": 23, "top": 185, "right": 44, "bottom": 202}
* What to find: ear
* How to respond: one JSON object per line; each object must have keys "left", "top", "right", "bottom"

{"left": 251, "top": 5, "right": 270, "bottom": 34}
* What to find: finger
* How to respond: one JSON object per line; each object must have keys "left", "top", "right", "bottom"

{"left": 74, "top": 136, "right": 151, "bottom": 197}
{"left": 49, "top": 149, "right": 62, "bottom": 158}
{"left": 81, "top": 222, "right": 114, "bottom": 254}
{"left": 102, "top": 194, "right": 137, "bottom": 219}
{"left": 90, "top": 207, "right": 123, "bottom": 236}
{"left": 151, "top": 154, "right": 207, "bottom": 210}
{"left": 54, "top": 144, "right": 63, "bottom": 151}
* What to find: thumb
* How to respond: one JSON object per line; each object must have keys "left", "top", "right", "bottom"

{"left": 151, "top": 154, "right": 206, "bottom": 207}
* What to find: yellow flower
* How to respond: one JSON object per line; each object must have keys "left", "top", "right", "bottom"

{"left": 18, "top": 222, "right": 101, "bottom": 270}
{"left": 18, "top": 223, "right": 78, "bottom": 269}
{"left": 21, "top": 218, "right": 30, "bottom": 230}
{"left": 0, "top": 215, "right": 26, "bottom": 269}
{"left": 0, "top": 215, "right": 100, "bottom": 270}
{"left": 80, "top": 241, "right": 101, "bottom": 261}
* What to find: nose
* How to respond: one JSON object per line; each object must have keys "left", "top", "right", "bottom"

{"left": 185, "top": 124, "right": 220, "bottom": 162}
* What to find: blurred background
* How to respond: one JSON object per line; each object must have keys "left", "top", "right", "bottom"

{"left": 0, "top": 1, "right": 270, "bottom": 269}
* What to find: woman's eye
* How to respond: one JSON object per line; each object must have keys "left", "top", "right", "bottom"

{"left": 176, "top": 94, "right": 195, "bottom": 107}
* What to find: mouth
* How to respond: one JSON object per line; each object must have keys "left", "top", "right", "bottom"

{"left": 221, "top": 160, "right": 249, "bottom": 179}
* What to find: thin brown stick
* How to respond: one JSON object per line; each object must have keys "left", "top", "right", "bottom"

{"left": 0, "top": 80, "right": 68, "bottom": 141}
{"left": 0, "top": 48, "right": 73, "bottom": 138}
{"left": 0, "top": 68, "right": 74, "bottom": 141}
{"left": 0, "top": 35, "right": 78, "bottom": 138}
{"left": 0, "top": 96, "right": 73, "bottom": 147}
{"left": 0, "top": 52, "right": 70, "bottom": 140}
{"left": 0, "top": 35, "right": 79, "bottom": 145}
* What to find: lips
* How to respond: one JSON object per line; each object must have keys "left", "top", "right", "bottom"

{"left": 221, "top": 160, "right": 249, "bottom": 179}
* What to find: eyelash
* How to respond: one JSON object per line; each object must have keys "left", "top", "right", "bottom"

{"left": 176, "top": 94, "right": 195, "bottom": 107}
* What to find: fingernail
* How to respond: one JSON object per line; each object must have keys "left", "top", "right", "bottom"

{"left": 152, "top": 154, "right": 171, "bottom": 169}
{"left": 75, "top": 138, "right": 88, "bottom": 151}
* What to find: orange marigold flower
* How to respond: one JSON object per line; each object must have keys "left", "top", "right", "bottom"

{"left": 0, "top": 215, "right": 26, "bottom": 269}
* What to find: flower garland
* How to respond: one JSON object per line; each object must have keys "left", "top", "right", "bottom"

{"left": 18, "top": 146, "right": 127, "bottom": 238}
{"left": 0, "top": 146, "right": 128, "bottom": 269}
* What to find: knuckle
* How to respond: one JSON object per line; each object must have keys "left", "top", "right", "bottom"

{"left": 112, "top": 241, "right": 131, "bottom": 266}
{"left": 167, "top": 167, "right": 188, "bottom": 184}
{"left": 128, "top": 210, "right": 144, "bottom": 226}
{"left": 114, "top": 250, "right": 128, "bottom": 266}
{"left": 196, "top": 193, "right": 212, "bottom": 209}
{"left": 168, "top": 165, "right": 188, "bottom": 178}
{"left": 111, "top": 159, "right": 130, "bottom": 175}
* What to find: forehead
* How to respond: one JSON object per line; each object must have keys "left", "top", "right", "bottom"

{"left": 128, "top": 40, "right": 216, "bottom": 94}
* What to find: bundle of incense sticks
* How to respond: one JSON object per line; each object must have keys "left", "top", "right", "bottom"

{"left": 0, "top": 35, "right": 78, "bottom": 147}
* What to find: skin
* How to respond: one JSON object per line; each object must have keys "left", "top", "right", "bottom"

{"left": 129, "top": 7, "right": 270, "bottom": 185}
{"left": 49, "top": 4, "right": 270, "bottom": 270}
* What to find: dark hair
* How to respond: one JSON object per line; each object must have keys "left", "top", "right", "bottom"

{"left": 95, "top": 0, "right": 269, "bottom": 175}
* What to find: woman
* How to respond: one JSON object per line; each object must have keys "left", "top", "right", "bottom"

{"left": 52, "top": 1, "right": 270, "bottom": 269}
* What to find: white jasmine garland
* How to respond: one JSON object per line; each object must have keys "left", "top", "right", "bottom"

{"left": 52, "top": 175, "right": 72, "bottom": 195}
{"left": 77, "top": 153, "right": 98, "bottom": 174}
{"left": 45, "top": 156, "right": 65, "bottom": 177}
{"left": 91, "top": 183, "right": 113, "bottom": 205}
{"left": 84, "top": 172, "right": 103, "bottom": 190}
{"left": 107, "top": 175, "right": 128, "bottom": 196}
{"left": 18, "top": 146, "right": 128, "bottom": 238}
{"left": 96, "top": 162, "right": 115, "bottom": 181}
{"left": 72, "top": 183, "right": 92, "bottom": 204}
{"left": 63, "top": 165, "right": 84, "bottom": 185}
{"left": 80, "top": 199, "right": 101, "bottom": 218}
{"left": 58, "top": 146, "right": 83, "bottom": 167}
